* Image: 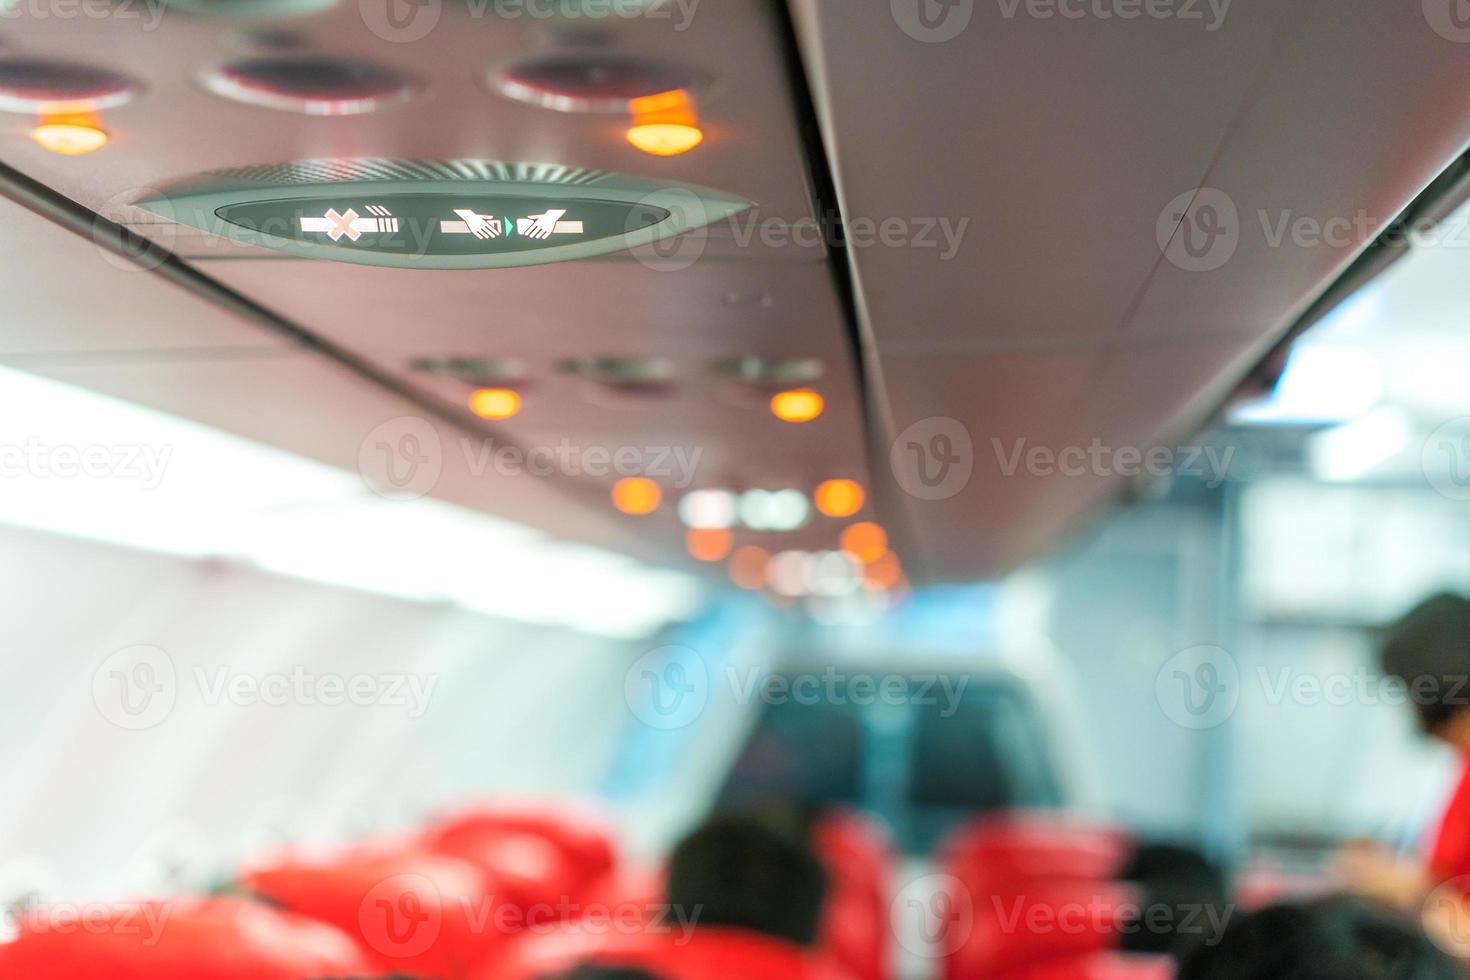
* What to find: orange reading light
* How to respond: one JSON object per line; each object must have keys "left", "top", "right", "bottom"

{"left": 31, "top": 118, "right": 107, "bottom": 156}
{"left": 627, "top": 122, "right": 704, "bottom": 157}
{"left": 468, "top": 388, "right": 521, "bottom": 420}
{"left": 626, "top": 89, "right": 704, "bottom": 157}
{"left": 814, "top": 479, "right": 864, "bottom": 518}
{"left": 840, "top": 522, "right": 888, "bottom": 564}
{"left": 612, "top": 477, "right": 661, "bottom": 515}
{"left": 770, "top": 389, "right": 824, "bottom": 423}
{"left": 686, "top": 527, "right": 733, "bottom": 562}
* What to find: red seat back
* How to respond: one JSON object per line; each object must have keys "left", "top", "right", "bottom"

{"left": 0, "top": 897, "right": 375, "bottom": 980}
{"left": 949, "top": 879, "right": 1139, "bottom": 979}
{"left": 937, "top": 813, "right": 1136, "bottom": 980}
{"left": 813, "top": 811, "right": 893, "bottom": 980}
{"left": 473, "top": 925, "right": 848, "bottom": 980}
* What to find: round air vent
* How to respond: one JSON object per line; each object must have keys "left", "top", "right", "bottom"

{"left": 712, "top": 356, "right": 826, "bottom": 409}
{"left": 711, "top": 356, "right": 824, "bottom": 387}
{"left": 202, "top": 57, "right": 417, "bottom": 115}
{"left": 0, "top": 59, "right": 137, "bottom": 114}
{"left": 495, "top": 52, "right": 710, "bottom": 113}
{"left": 560, "top": 356, "right": 676, "bottom": 405}
{"left": 410, "top": 356, "right": 527, "bottom": 386}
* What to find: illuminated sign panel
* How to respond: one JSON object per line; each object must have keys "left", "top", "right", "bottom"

{"left": 215, "top": 195, "right": 667, "bottom": 257}
{"left": 135, "top": 160, "right": 752, "bottom": 269}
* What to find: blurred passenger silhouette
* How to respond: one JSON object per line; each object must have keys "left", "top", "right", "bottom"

{"left": 664, "top": 810, "right": 828, "bottom": 947}
{"left": 1116, "top": 842, "right": 1232, "bottom": 960}
{"left": 1339, "top": 594, "right": 1470, "bottom": 921}
{"left": 1176, "top": 895, "right": 1458, "bottom": 980}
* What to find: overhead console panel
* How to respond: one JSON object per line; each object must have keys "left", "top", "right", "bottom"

{"left": 138, "top": 159, "right": 751, "bottom": 269}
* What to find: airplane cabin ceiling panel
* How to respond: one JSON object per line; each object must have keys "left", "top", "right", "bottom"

{"left": 0, "top": 0, "right": 873, "bottom": 579}
{"left": 792, "top": 0, "right": 1470, "bottom": 578}
{"left": 0, "top": 195, "right": 291, "bottom": 356}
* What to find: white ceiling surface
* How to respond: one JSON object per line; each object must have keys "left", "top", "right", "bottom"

{"left": 1, "top": 0, "right": 877, "bottom": 571}
{"left": 792, "top": 0, "right": 1470, "bottom": 578}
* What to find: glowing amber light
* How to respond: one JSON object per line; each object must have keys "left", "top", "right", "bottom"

{"left": 864, "top": 550, "right": 903, "bottom": 590}
{"left": 612, "top": 477, "right": 661, "bottom": 515}
{"left": 814, "top": 479, "right": 864, "bottom": 518}
{"left": 627, "top": 122, "right": 705, "bottom": 157}
{"left": 728, "top": 546, "right": 770, "bottom": 590}
{"left": 468, "top": 388, "right": 521, "bottom": 420}
{"left": 770, "top": 389, "right": 825, "bottom": 423}
{"left": 626, "top": 89, "right": 704, "bottom": 157}
{"left": 686, "top": 528, "right": 734, "bottom": 562}
{"left": 840, "top": 522, "right": 888, "bottom": 564}
{"left": 31, "top": 121, "right": 108, "bottom": 156}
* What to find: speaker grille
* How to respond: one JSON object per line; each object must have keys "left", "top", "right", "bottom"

{"left": 203, "top": 158, "right": 615, "bottom": 187}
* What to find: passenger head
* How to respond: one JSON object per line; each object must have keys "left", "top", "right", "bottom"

{"left": 665, "top": 811, "right": 828, "bottom": 947}
{"left": 1382, "top": 593, "right": 1470, "bottom": 745}
{"left": 1116, "top": 842, "right": 1231, "bottom": 958}
{"left": 1177, "top": 896, "right": 1458, "bottom": 980}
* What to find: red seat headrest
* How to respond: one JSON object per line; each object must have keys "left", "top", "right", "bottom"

{"left": 942, "top": 813, "right": 1132, "bottom": 885}
{"left": 0, "top": 896, "right": 375, "bottom": 980}
{"left": 423, "top": 803, "right": 618, "bottom": 888}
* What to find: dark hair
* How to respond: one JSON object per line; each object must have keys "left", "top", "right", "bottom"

{"left": 1116, "top": 842, "right": 1231, "bottom": 959}
{"left": 665, "top": 812, "right": 828, "bottom": 947}
{"left": 1177, "top": 896, "right": 1459, "bottom": 980}
{"left": 1382, "top": 593, "right": 1470, "bottom": 734}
